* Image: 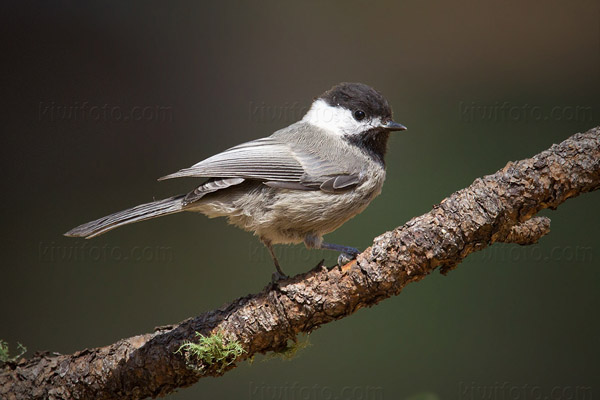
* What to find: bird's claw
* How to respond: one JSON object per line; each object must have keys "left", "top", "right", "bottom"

{"left": 271, "top": 270, "right": 288, "bottom": 283}
{"left": 337, "top": 249, "right": 359, "bottom": 266}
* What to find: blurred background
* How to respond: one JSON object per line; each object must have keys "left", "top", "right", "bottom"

{"left": 1, "top": 1, "right": 599, "bottom": 399}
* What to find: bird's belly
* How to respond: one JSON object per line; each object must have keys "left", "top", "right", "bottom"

{"left": 186, "top": 174, "right": 385, "bottom": 244}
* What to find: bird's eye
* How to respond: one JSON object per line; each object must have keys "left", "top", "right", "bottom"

{"left": 354, "top": 110, "right": 366, "bottom": 121}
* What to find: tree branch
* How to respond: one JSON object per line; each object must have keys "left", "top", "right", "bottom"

{"left": 2, "top": 127, "right": 599, "bottom": 400}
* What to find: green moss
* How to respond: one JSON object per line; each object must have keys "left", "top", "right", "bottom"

{"left": 268, "top": 335, "right": 311, "bottom": 361}
{"left": 176, "top": 331, "right": 245, "bottom": 373}
{"left": 0, "top": 339, "right": 27, "bottom": 364}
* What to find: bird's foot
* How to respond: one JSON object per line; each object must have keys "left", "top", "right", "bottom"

{"left": 271, "top": 270, "right": 289, "bottom": 283}
{"left": 337, "top": 247, "right": 360, "bottom": 266}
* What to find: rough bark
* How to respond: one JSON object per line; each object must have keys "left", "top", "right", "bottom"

{"left": 2, "top": 127, "right": 599, "bottom": 400}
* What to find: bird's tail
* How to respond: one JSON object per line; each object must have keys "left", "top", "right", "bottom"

{"left": 64, "top": 195, "right": 185, "bottom": 239}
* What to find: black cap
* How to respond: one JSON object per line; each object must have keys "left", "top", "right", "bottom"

{"left": 319, "top": 82, "right": 393, "bottom": 121}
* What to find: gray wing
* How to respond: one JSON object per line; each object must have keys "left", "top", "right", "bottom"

{"left": 159, "top": 136, "right": 361, "bottom": 193}
{"left": 182, "top": 177, "right": 245, "bottom": 205}
{"left": 159, "top": 137, "right": 304, "bottom": 182}
{"left": 263, "top": 174, "right": 361, "bottom": 193}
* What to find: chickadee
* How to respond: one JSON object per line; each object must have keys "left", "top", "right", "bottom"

{"left": 65, "top": 82, "right": 406, "bottom": 279}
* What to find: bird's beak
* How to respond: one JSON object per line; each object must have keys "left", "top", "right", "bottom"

{"left": 381, "top": 120, "right": 407, "bottom": 131}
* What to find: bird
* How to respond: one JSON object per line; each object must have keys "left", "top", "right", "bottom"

{"left": 65, "top": 82, "right": 407, "bottom": 279}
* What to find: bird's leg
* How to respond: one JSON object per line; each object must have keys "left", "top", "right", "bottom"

{"left": 321, "top": 242, "right": 360, "bottom": 265}
{"left": 304, "top": 235, "right": 360, "bottom": 266}
{"left": 262, "top": 239, "right": 288, "bottom": 281}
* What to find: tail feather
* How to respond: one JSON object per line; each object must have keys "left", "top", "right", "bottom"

{"left": 65, "top": 195, "right": 185, "bottom": 239}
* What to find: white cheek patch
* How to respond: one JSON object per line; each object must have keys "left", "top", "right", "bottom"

{"left": 302, "top": 99, "right": 382, "bottom": 137}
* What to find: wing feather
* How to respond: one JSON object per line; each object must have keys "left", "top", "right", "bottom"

{"left": 158, "top": 137, "right": 304, "bottom": 182}
{"left": 183, "top": 177, "right": 245, "bottom": 205}
{"left": 319, "top": 174, "right": 362, "bottom": 193}
{"left": 158, "top": 132, "right": 362, "bottom": 194}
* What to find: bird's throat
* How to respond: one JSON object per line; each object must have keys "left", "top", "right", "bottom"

{"left": 344, "top": 128, "right": 390, "bottom": 167}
